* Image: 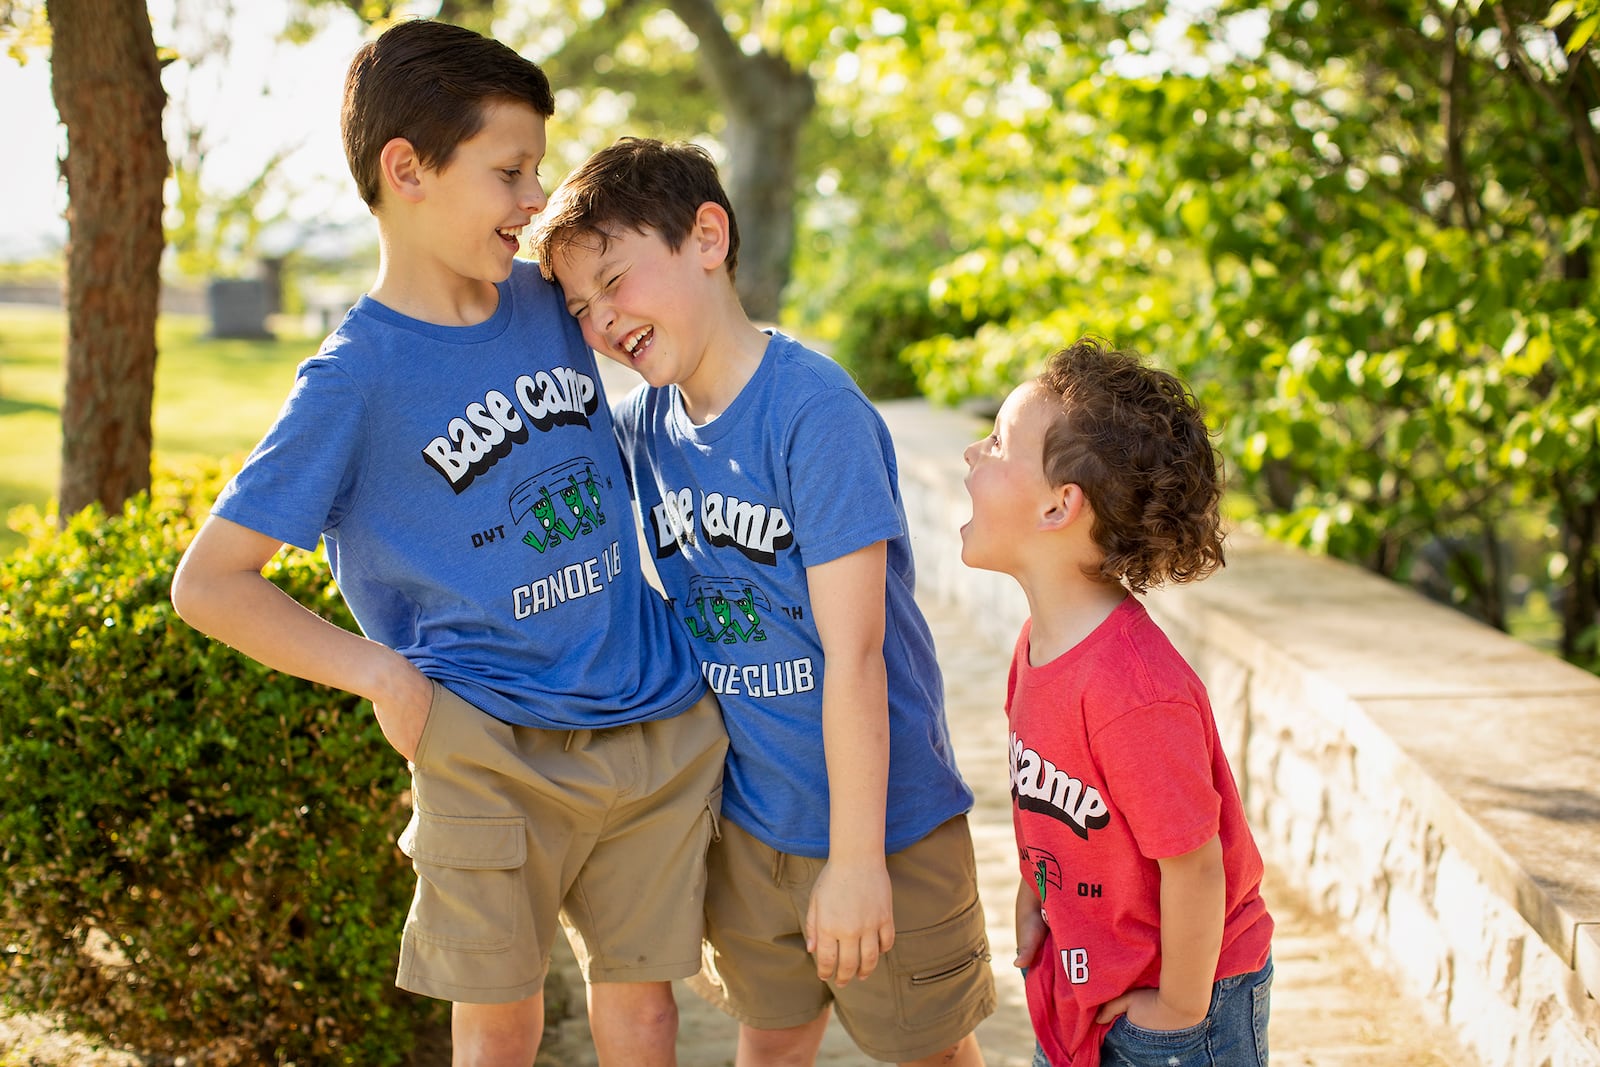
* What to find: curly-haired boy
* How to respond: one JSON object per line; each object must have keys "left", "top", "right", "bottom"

{"left": 961, "top": 338, "right": 1275, "bottom": 1067}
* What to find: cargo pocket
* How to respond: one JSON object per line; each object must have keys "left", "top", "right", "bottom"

{"left": 891, "top": 895, "right": 992, "bottom": 1026}
{"left": 399, "top": 811, "right": 526, "bottom": 953}
{"left": 689, "top": 785, "right": 724, "bottom": 916}
{"left": 705, "top": 784, "right": 724, "bottom": 844}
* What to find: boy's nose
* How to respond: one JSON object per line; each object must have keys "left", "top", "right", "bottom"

{"left": 523, "top": 180, "right": 548, "bottom": 214}
{"left": 961, "top": 440, "right": 977, "bottom": 467}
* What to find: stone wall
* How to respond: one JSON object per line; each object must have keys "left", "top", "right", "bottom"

{"left": 879, "top": 397, "right": 1600, "bottom": 1067}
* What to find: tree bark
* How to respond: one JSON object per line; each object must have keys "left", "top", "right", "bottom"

{"left": 666, "top": 0, "right": 814, "bottom": 322}
{"left": 47, "top": 0, "right": 168, "bottom": 518}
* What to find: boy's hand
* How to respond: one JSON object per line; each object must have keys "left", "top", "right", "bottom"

{"left": 1096, "top": 835, "right": 1224, "bottom": 1032}
{"left": 372, "top": 656, "right": 435, "bottom": 762}
{"left": 805, "top": 857, "right": 895, "bottom": 987}
{"left": 1014, "top": 877, "right": 1048, "bottom": 969}
{"left": 1095, "top": 987, "right": 1207, "bottom": 1031}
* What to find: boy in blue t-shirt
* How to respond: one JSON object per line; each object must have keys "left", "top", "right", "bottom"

{"left": 532, "top": 137, "right": 995, "bottom": 1066}
{"left": 170, "top": 24, "right": 725, "bottom": 1066}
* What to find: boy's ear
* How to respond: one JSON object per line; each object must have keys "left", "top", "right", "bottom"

{"left": 379, "top": 137, "right": 426, "bottom": 204}
{"left": 690, "top": 202, "right": 733, "bottom": 269}
{"left": 1041, "top": 483, "right": 1089, "bottom": 532}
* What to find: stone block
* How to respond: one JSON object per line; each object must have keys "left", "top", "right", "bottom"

{"left": 1577, "top": 924, "right": 1600, "bottom": 1016}
{"left": 207, "top": 277, "right": 273, "bottom": 339}
{"left": 1383, "top": 884, "right": 1452, "bottom": 1001}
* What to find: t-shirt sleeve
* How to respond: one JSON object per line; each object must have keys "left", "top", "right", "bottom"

{"left": 783, "top": 388, "right": 905, "bottom": 567}
{"left": 609, "top": 383, "right": 648, "bottom": 496}
{"left": 1092, "top": 700, "right": 1221, "bottom": 860}
{"left": 210, "top": 358, "right": 366, "bottom": 552}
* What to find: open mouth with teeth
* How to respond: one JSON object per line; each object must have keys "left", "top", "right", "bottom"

{"left": 622, "top": 326, "right": 654, "bottom": 360}
{"left": 496, "top": 227, "right": 522, "bottom": 251}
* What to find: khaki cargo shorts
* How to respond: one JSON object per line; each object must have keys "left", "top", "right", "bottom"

{"left": 691, "top": 814, "right": 996, "bottom": 1062}
{"left": 395, "top": 683, "right": 726, "bottom": 1003}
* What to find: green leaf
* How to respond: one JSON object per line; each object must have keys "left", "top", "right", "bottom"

{"left": 1546, "top": 2, "right": 1579, "bottom": 29}
{"left": 1569, "top": 14, "right": 1600, "bottom": 51}
{"left": 1405, "top": 244, "right": 1427, "bottom": 296}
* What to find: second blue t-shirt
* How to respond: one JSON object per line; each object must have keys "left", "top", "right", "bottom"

{"left": 613, "top": 331, "right": 973, "bottom": 857}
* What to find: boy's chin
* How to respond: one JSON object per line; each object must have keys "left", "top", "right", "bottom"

{"left": 957, "top": 528, "right": 981, "bottom": 567}
{"left": 958, "top": 529, "right": 1006, "bottom": 575}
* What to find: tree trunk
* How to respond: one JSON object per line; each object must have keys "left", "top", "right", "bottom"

{"left": 47, "top": 0, "right": 168, "bottom": 519}
{"left": 721, "top": 59, "right": 814, "bottom": 323}
{"left": 666, "top": 0, "right": 814, "bottom": 322}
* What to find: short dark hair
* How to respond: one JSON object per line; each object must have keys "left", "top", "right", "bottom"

{"left": 1036, "top": 337, "right": 1225, "bottom": 593}
{"left": 341, "top": 19, "right": 555, "bottom": 210}
{"left": 531, "top": 136, "right": 740, "bottom": 282}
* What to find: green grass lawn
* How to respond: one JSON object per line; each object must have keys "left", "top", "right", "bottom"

{"left": 0, "top": 305, "right": 319, "bottom": 556}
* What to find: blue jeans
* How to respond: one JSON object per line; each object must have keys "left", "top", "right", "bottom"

{"left": 1031, "top": 957, "right": 1273, "bottom": 1067}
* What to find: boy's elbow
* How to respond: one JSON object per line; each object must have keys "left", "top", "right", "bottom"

{"left": 168, "top": 515, "right": 267, "bottom": 631}
{"left": 169, "top": 555, "right": 219, "bottom": 632}
{"left": 169, "top": 561, "right": 200, "bottom": 625}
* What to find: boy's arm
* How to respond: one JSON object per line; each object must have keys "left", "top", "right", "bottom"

{"left": 802, "top": 540, "right": 894, "bottom": 988}
{"left": 171, "top": 514, "right": 434, "bottom": 760}
{"left": 1095, "top": 833, "right": 1225, "bottom": 1030}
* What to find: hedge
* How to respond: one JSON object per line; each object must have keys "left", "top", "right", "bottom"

{"left": 0, "top": 471, "right": 440, "bottom": 1064}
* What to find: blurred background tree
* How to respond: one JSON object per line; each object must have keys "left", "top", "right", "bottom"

{"left": 773, "top": 0, "right": 1599, "bottom": 668}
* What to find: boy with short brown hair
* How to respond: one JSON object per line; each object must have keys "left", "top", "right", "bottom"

{"left": 533, "top": 137, "right": 996, "bottom": 1066}
{"left": 172, "top": 23, "right": 725, "bottom": 1065}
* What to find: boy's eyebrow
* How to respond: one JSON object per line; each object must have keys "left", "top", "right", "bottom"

{"left": 561, "top": 251, "right": 620, "bottom": 314}
{"left": 562, "top": 268, "right": 605, "bottom": 314}
{"left": 562, "top": 277, "right": 590, "bottom": 313}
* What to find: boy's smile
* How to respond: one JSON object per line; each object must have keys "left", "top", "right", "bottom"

{"left": 619, "top": 324, "right": 655, "bottom": 362}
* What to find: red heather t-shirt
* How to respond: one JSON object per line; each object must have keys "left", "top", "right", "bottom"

{"left": 1008, "top": 597, "right": 1273, "bottom": 1067}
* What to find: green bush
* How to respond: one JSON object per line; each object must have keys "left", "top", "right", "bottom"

{"left": 0, "top": 471, "right": 436, "bottom": 1064}
{"left": 831, "top": 272, "right": 980, "bottom": 401}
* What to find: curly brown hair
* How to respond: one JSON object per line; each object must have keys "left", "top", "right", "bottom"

{"left": 1036, "top": 337, "right": 1226, "bottom": 594}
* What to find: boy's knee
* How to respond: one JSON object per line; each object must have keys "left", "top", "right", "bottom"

{"left": 589, "top": 979, "right": 679, "bottom": 1040}
{"left": 738, "top": 1014, "right": 830, "bottom": 1067}
{"left": 627, "top": 988, "right": 678, "bottom": 1036}
{"left": 451, "top": 993, "right": 544, "bottom": 1066}
{"left": 899, "top": 1032, "right": 985, "bottom": 1067}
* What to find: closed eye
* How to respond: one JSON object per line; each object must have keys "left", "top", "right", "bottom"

{"left": 565, "top": 267, "right": 625, "bottom": 322}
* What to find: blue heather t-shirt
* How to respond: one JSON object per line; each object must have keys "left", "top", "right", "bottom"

{"left": 211, "top": 260, "right": 704, "bottom": 729}
{"left": 613, "top": 331, "right": 973, "bottom": 857}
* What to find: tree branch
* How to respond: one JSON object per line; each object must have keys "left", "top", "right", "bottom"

{"left": 1440, "top": 3, "right": 1480, "bottom": 229}
{"left": 663, "top": 0, "right": 811, "bottom": 121}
